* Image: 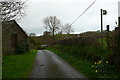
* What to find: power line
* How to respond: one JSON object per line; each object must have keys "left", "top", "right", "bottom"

{"left": 70, "top": 0, "right": 97, "bottom": 26}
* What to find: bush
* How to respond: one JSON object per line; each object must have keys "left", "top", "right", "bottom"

{"left": 16, "top": 42, "right": 29, "bottom": 53}
{"left": 50, "top": 45, "right": 115, "bottom": 64}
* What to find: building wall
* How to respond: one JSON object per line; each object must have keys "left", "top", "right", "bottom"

{"left": 2, "top": 20, "right": 28, "bottom": 54}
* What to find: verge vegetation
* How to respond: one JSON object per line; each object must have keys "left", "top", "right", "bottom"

{"left": 47, "top": 44, "right": 119, "bottom": 79}
{"left": 2, "top": 50, "right": 37, "bottom": 78}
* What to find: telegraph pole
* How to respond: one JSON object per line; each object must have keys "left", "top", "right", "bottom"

{"left": 101, "top": 9, "right": 103, "bottom": 48}
{"left": 118, "top": 2, "right": 120, "bottom": 74}
{"left": 100, "top": 9, "right": 107, "bottom": 48}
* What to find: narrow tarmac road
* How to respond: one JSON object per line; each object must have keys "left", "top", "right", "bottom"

{"left": 30, "top": 50, "right": 88, "bottom": 78}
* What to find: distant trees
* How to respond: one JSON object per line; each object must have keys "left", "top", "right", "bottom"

{"left": 29, "top": 33, "right": 36, "bottom": 37}
{"left": 43, "top": 16, "right": 62, "bottom": 40}
{"left": 0, "top": 0, "right": 26, "bottom": 21}
{"left": 62, "top": 23, "right": 74, "bottom": 34}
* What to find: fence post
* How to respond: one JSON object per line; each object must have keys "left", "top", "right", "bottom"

{"left": 106, "top": 25, "right": 110, "bottom": 49}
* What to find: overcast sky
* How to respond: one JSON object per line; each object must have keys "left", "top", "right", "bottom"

{"left": 17, "top": 0, "right": 120, "bottom": 36}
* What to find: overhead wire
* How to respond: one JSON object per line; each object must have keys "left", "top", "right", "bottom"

{"left": 70, "top": 0, "right": 97, "bottom": 26}
{"left": 67, "top": 0, "right": 119, "bottom": 36}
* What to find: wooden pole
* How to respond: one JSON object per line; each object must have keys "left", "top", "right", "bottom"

{"left": 117, "top": 17, "right": 120, "bottom": 73}
{"left": 101, "top": 9, "right": 103, "bottom": 48}
{"left": 106, "top": 25, "right": 110, "bottom": 49}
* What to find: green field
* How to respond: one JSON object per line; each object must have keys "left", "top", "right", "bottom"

{"left": 2, "top": 50, "right": 37, "bottom": 78}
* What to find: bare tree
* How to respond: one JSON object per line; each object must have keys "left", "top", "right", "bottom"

{"left": 43, "top": 16, "right": 61, "bottom": 41}
{"left": 0, "top": 0, "right": 26, "bottom": 22}
{"left": 62, "top": 23, "right": 74, "bottom": 34}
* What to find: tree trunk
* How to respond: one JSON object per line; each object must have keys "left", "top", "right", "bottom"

{"left": 52, "top": 27, "right": 55, "bottom": 41}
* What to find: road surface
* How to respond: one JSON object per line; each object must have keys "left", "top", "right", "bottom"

{"left": 30, "top": 50, "right": 88, "bottom": 78}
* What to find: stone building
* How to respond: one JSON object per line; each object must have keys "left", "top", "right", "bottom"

{"left": 2, "top": 20, "right": 28, "bottom": 54}
{"left": 43, "top": 31, "right": 52, "bottom": 36}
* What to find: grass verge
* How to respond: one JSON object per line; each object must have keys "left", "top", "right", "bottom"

{"left": 2, "top": 50, "right": 37, "bottom": 78}
{"left": 47, "top": 48, "right": 96, "bottom": 78}
{"left": 47, "top": 48, "right": 119, "bottom": 79}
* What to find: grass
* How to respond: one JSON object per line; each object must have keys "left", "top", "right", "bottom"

{"left": 2, "top": 50, "right": 37, "bottom": 78}
{"left": 47, "top": 47, "right": 119, "bottom": 79}
{"left": 47, "top": 48, "right": 96, "bottom": 78}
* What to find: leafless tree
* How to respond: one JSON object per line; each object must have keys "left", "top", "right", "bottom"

{"left": 0, "top": 0, "right": 26, "bottom": 22}
{"left": 43, "top": 16, "right": 62, "bottom": 41}
{"left": 62, "top": 23, "right": 74, "bottom": 34}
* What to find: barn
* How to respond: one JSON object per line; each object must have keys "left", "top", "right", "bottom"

{"left": 2, "top": 20, "right": 28, "bottom": 54}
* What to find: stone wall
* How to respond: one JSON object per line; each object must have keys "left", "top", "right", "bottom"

{"left": 2, "top": 20, "right": 28, "bottom": 54}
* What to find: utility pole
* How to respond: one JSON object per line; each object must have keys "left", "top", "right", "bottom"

{"left": 101, "top": 9, "right": 103, "bottom": 48}
{"left": 117, "top": 2, "right": 120, "bottom": 74}
{"left": 100, "top": 9, "right": 107, "bottom": 48}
